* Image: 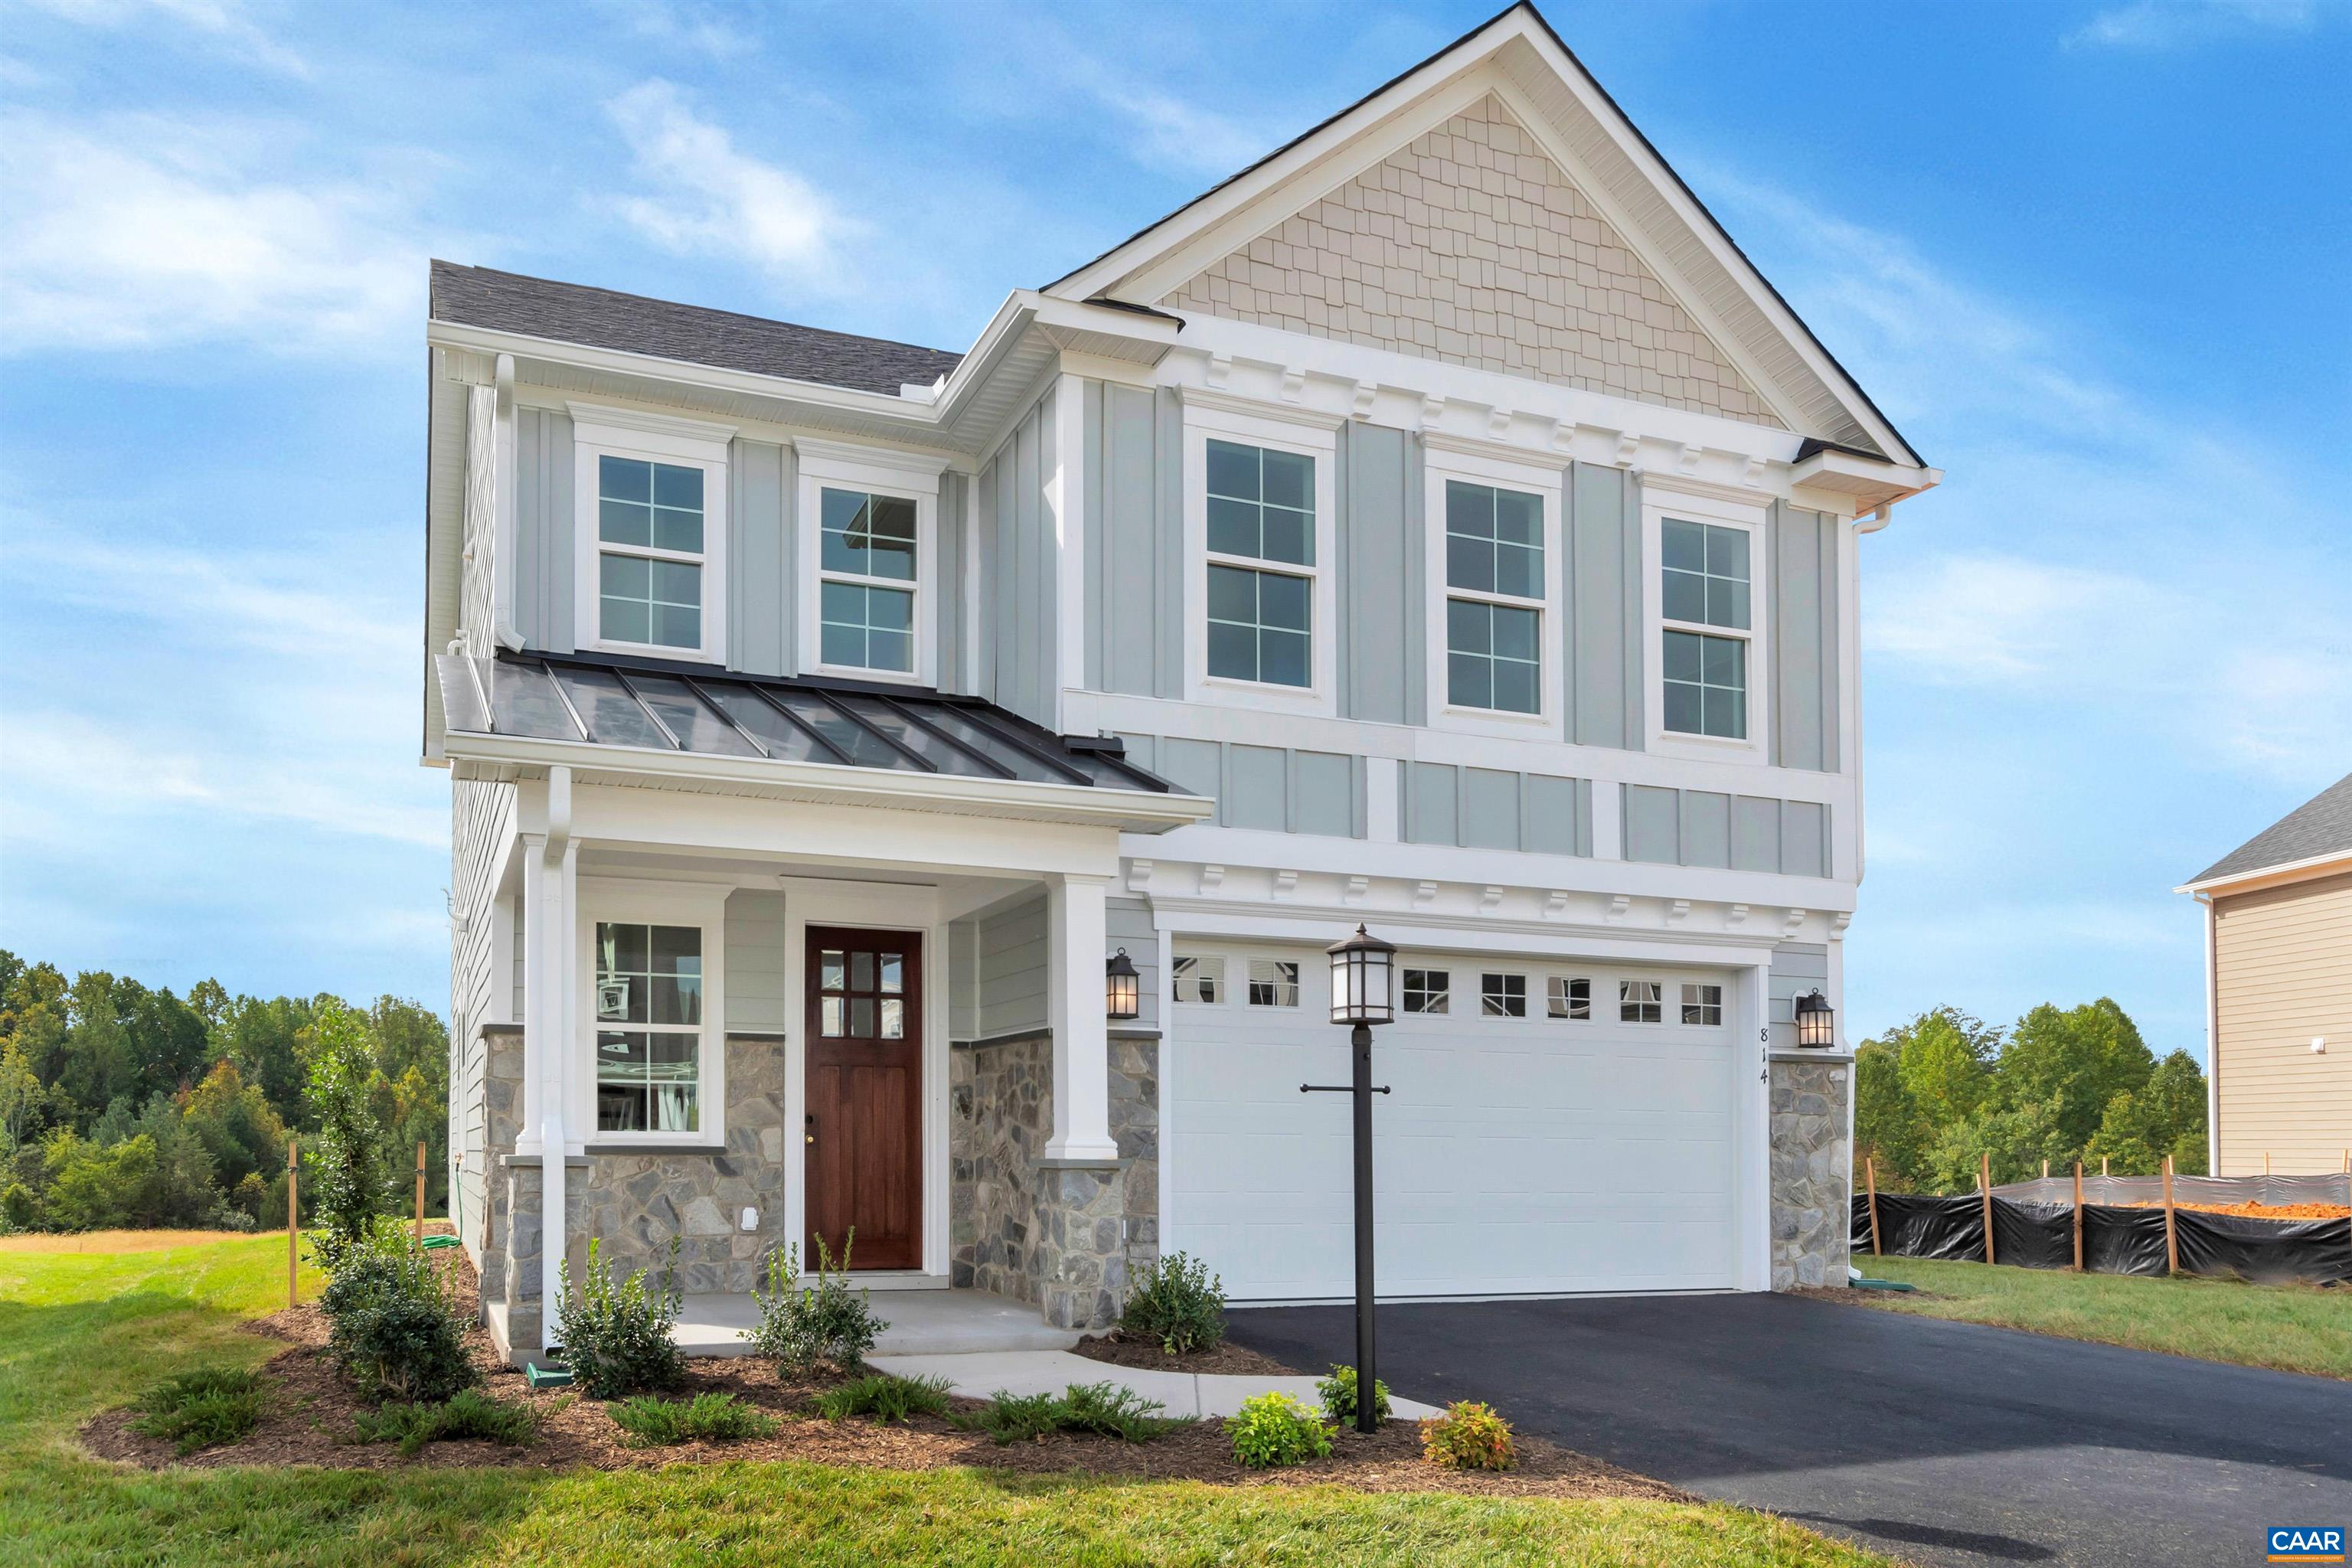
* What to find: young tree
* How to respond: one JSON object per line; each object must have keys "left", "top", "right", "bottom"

{"left": 1996, "top": 998, "right": 2154, "bottom": 1152}
{"left": 2086, "top": 1049, "right": 2208, "bottom": 1174}
{"left": 1853, "top": 1038, "right": 1926, "bottom": 1191}
{"left": 302, "top": 999, "right": 387, "bottom": 1269}
{"left": 1893, "top": 1008, "right": 1998, "bottom": 1129}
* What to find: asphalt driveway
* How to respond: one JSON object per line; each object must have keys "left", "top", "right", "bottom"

{"left": 1226, "top": 1292, "right": 2350, "bottom": 1568}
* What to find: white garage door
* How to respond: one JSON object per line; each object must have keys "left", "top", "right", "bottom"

{"left": 1166, "top": 946, "right": 1738, "bottom": 1301}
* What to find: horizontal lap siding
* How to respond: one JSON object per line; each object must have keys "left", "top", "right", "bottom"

{"left": 449, "top": 779, "right": 513, "bottom": 1252}
{"left": 2213, "top": 873, "right": 2352, "bottom": 1174}
{"left": 975, "top": 894, "right": 1050, "bottom": 1039}
{"left": 724, "top": 890, "right": 789, "bottom": 1033}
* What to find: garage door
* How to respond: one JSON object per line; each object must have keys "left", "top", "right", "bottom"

{"left": 1165, "top": 945, "right": 1738, "bottom": 1301}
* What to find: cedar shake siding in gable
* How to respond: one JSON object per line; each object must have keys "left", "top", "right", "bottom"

{"left": 2211, "top": 870, "right": 2352, "bottom": 1176}
{"left": 1162, "top": 94, "right": 1783, "bottom": 429}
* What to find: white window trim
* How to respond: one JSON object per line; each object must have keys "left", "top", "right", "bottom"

{"left": 575, "top": 878, "right": 730, "bottom": 1149}
{"left": 1640, "top": 484, "right": 1769, "bottom": 762}
{"left": 1182, "top": 399, "right": 1339, "bottom": 717}
{"left": 795, "top": 438, "right": 946, "bottom": 687}
{"left": 570, "top": 403, "right": 735, "bottom": 665}
{"left": 1422, "top": 437, "right": 1565, "bottom": 738}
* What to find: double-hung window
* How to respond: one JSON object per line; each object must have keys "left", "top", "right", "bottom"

{"left": 573, "top": 406, "right": 732, "bottom": 664}
{"left": 1204, "top": 438, "right": 1315, "bottom": 688}
{"left": 1660, "top": 516, "right": 1752, "bottom": 740}
{"left": 594, "top": 921, "right": 704, "bottom": 1134}
{"left": 1444, "top": 481, "right": 1544, "bottom": 714}
{"left": 818, "top": 487, "right": 918, "bottom": 675}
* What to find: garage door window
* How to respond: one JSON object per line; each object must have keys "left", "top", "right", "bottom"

{"left": 1247, "top": 960, "right": 1299, "bottom": 1008}
{"left": 1547, "top": 976, "right": 1591, "bottom": 1020}
{"left": 1173, "top": 954, "right": 1223, "bottom": 1004}
{"left": 1402, "top": 969, "right": 1449, "bottom": 1014}
{"left": 1481, "top": 974, "right": 1527, "bottom": 1018}
{"left": 1620, "top": 981, "right": 1663, "bottom": 1024}
{"left": 1681, "top": 984, "right": 1723, "bottom": 1026}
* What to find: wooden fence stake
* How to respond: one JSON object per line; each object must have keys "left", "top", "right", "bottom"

{"left": 2072, "top": 1161, "right": 2084, "bottom": 1272}
{"left": 2042, "top": 1158, "right": 2050, "bottom": 1179}
{"left": 2161, "top": 1153, "right": 2180, "bottom": 1274}
{"left": 2265, "top": 1150, "right": 2272, "bottom": 1176}
{"left": 2101, "top": 1155, "right": 2109, "bottom": 1177}
{"left": 1865, "top": 1156, "right": 1883, "bottom": 1256}
{"left": 286, "top": 1138, "right": 299, "bottom": 1309}
{"left": 1979, "top": 1152, "right": 1997, "bottom": 1266}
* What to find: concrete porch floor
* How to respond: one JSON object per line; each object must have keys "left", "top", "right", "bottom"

{"left": 672, "top": 1287, "right": 1084, "bottom": 1357}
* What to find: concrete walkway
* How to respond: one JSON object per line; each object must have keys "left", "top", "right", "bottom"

{"left": 867, "top": 1348, "right": 1444, "bottom": 1421}
{"left": 672, "top": 1289, "right": 1083, "bottom": 1357}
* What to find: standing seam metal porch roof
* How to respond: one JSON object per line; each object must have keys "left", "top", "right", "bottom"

{"left": 436, "top": 652, "right": 1176, "bottom": 793}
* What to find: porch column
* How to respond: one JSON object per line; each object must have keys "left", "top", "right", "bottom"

{"left": 520, "top": 769, "right": 578, "bottom": 1352}
{"left": 1042, "top": 871, "right": 1119, "bottom": 1162}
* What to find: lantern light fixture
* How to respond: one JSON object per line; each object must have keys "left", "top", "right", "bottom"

{"left": 1105, "top": 949, "right": 1141, "bottom": 1022}
{"left": 1793, "top": 989, "right": 1835, "bottom": 1049}
{"left": 1325, "top": 924, "right": 1398, "bottom": 1027}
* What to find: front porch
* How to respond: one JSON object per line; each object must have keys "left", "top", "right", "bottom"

{"left": 450, "top": 718, "right": 1204, "bottom": 1363}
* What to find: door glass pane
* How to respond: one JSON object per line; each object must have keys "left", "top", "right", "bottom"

{"left": 851, "top": 998, "right": 875, "bottom": 1037}
{"left": 851, "top": 952, "right": 874, "bottom": 991}
{"left": 821, "top": 996, "right": 844, "bottom": 1037}
{"left": 880, "top": 998, "right": 903, "bottom": 1039}
{"left": 879, "top": 955, "right": 903, "bottom": 994}
{"left": 821, "top": 951, "right": 846, "bottom": 991}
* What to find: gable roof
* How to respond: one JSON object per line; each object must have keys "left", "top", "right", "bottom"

{"left": 429, "top": 260, "right": 962, "bottom": 396}
{"left": 2187, "top": 772, "right": 2352, "bottom": 887}
{"left": 1044, "top": 2, "right": 1923, "bottom": 469}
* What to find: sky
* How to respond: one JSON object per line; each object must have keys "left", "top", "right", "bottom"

{"left": 2, "top": 0, "right": 2346, "bottom": 1063}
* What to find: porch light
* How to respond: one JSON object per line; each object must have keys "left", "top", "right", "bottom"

{"left": 1105, "top": 949, "right": 1141, "bottom": 1021}
{"left": 1794, "top": 989, "right": 1835, "bottom": 1049}
{"left": 1326, "top": 924, "right": 1398, "bottom": 1027}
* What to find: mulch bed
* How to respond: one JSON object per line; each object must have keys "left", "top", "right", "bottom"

{"left": 1068, "top": 1329, "right": 1301, "bottom": 1378}
{"left": 80, "top": 1255, "right": 1684, "bottom": 1501}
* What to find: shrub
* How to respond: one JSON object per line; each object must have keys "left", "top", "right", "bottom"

{"left": 1119, "top": 1250, "right": 1225, "bottom": 1355}
{"left": 555, "top": 1236, "right": 684, "bottom": 1399}
{"left": 302, "top": 1000, "right": 387, "bottom": 1275}
{"left": 1419, "top": 1400, "right": 1516, "bottom": 1471}
{"left": 952, "top": 1380, "right": 1185, "bottom": 1446}
{"left": 747, "top": 1232, "right": 885, "bottom": 1374}
{"left": 812, "top": 1372, "right": 953, "bottom": 1425}
{"left": 352, "top": 1389, "right": 537, "bottom": 1456}
{"left": 131, "top": 1367, "right": 265, "bottom": 1454}
{"left": 320, "top": 1246, "right": 477, "bottom": 1403}
{"left": 1315, "top": 1363, "right": 1391, "bottom": 1427}
{"left": 609, "top": 1391, "right": 779, "bottom": 1447}
{"left": 1227, "top": 1391, "right": 1333, "bottom": 1468}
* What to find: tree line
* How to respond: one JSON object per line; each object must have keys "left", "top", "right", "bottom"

{"left": 1856, "top": 997, "right": 2208, "bottom": 1192}
{"left": 0, "top": 951, "right": 446, "bottom": 1233}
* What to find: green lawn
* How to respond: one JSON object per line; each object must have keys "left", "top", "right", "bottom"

{"left": 0, "top": 1234, "right": 1891, "bottom": 1567}
{"left": 1846, "top": 1256, "right": 2352, "bottom": 1378}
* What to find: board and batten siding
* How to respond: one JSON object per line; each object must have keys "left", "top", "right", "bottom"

{"left": 1623, "top": 784, "right": 1828, "bottom": 878}
{"left": 1082, "top": 382, "right": 1183, "bottom": 699}
{"left": 1119, "top": 735, "right": 1364, "bottom": 839}
{"left": 514, "top": 406, "right": 575, "bottom": 653}
{"left": 2211, "top": 871, "right": 2352, "bottom": 1175}
{"left": 727, "top": 439, "right": 794, "bottom": 678}
{"left": 1403, "top": 763, "right": 1592, "bottom": 856}
{"left": 1566, "top": 462, "right": 1645, "bottom": 751}
{"left": 1769, "top": 501, "right": 1841, "bottom": 773}
{"left": 975, "top": 386, "right": 1061, "bottom": 729}
{"left": 1339, "top": 421, "right": 1424, "bottom": 724}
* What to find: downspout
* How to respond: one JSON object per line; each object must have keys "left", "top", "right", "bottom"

{"left": 2199, "top": 891, "right": 2220, "bottom": 1175}
{"left": 538, "top": 765, "right": 573, "bottom": 1348}
{"left": 492, "top": 353, "right": 525, "bottom": 652}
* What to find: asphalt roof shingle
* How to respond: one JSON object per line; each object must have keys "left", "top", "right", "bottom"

{"left": 2190, "top": 772, "right": 2352, "bottom": 884}
{"left": 429, "top": 260, "right": 963, "bottom": 397}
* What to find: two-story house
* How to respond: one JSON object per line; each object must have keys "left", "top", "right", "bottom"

{"left": 425, "top": 3, "right": 1939, "bottom": 1362}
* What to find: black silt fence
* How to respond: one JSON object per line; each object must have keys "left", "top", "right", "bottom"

{"left": 1851, "top": 1192, "right": 2352, "bottom": 1285}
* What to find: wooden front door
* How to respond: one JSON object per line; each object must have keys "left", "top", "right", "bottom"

{"left": 804, "top": 927, "right": 923, "bottom": 1271}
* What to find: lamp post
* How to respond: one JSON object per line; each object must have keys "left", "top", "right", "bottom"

{"left": 1793, "top": 989, "right": 1835, "bottom": 1049}
{"left": 1105, "top": 949, "right": 1141, "bottom": 1023}
{"left": 1302, "top": 923, "right": 1396, "bottom": 1433}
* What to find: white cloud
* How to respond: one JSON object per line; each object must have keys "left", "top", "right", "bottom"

{"left": 12, "top": 0, "right": 312, "bottom": 76}
{"left": 593, "top": 0, "right": 750, "bottom": 59}
{"left": 1056, "top": 50, "right": 1277, "bottom": 180}
{"left": 0, "top": 110, "right": 428, "bottom": 355}
{"left": 2063, "top": 0, "right": 2315, "bottom": 51}
{"left": 605, "top": 79, "right": 861, "bottom": 284}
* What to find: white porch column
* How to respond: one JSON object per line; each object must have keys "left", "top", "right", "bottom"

{"left": 1043, "top": 871, "right": 1119, "bottom": 1162}
{"left": 521, "top": 767, "right": 577, "bottom": 1351}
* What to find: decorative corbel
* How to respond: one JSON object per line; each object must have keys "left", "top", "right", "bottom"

{"left": 1125, "top": 859, "right": 1155, "bottom": 896}
{"left": 1351, "top": 380, "right": 1378, "bottom": 420}
{"left": 1207, "top": 354, "right": 1232, "bottom": 389}
{"left": 1485, "top": 407, "right": 1511, "bottom": 439}
{"left": 1279, "top": 365, "right": 1306, "bottom": 403}
{"left": 1419, "top": 393, "right": 1446, "bottom": 430}
{"left": 1544, "top": 890, "right": 1570, "bottom": 918}
{"left": 1667, "top": 899, "right": 1690, "bottom": 924}
{"left": 1613, "top": 430, "right": 1640, "bottom": 467}
{"left": 1272, "top": 868, "right": 1299, "bottom": 900}
{"left": 1478, "top": 885, "right": 1504, "bottom": 914}
{"left": 1413, "top": 879, "right": 1439, "bottom": 908}
{"left": 1343, "top": 874, "right": 1369, "bottom": 904}
{"left": 1199, "top": 864, "right": 1225, "bottom": 893}
{"left": 1606, "top": 893, "right": 1632, "bottom": 920}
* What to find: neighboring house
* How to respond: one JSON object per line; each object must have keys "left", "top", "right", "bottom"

{"left": 2177, "top": 773, "right": 2352, "bottom": 1177}
{"left": 424, "top": 3, "right": 1939, "bottom": 1361}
